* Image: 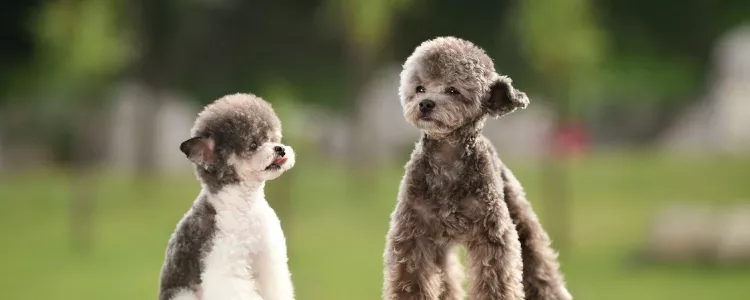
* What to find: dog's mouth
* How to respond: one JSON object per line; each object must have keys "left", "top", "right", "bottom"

{"left": 417, "top": 113, "right": 447, "bottom": 127}
{"left": 264, "top": 157, "right": 288, "bottom": 171}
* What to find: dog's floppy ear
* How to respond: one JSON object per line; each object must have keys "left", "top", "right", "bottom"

{"left": 484, "top": 75, "right": 530, "bottom": 118}
{"left": 180, "top": 136, "right": 215, "bottom": 167}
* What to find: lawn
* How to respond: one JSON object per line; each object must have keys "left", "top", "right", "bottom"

{"left": 1, "top": 151, "right": 749, "bottom": 299}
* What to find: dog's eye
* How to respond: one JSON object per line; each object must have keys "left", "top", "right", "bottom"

{"left": 445, "top": 87, "right": 460, "bottom": 95}
{"left": 249, "top": 142, "right": 257, "bottom": 151}
{"left": 416, "top": 86, "right": 426, "bottom": 93}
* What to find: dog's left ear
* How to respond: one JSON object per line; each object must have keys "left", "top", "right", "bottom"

{"left": 180, "top": 136, "right": 215, "bottom": 168}
{"left": 484, "top": 75, "right": 530, "bottom": 118}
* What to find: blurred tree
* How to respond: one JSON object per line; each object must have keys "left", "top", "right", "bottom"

{"left": 33, "top": 0, "right": 135, "bottom": 99}
{"left": 135, "top": 0, "right": 348, "bottom": 110}
{"left": 0, "top": 0, "right": 45, "bottom": 100}
{"left": 318, "top": 0, "right": 412, "bottom": 167}
{"left": 514, "top": 0, "right": 607, "bottom": 252}
{"left": 593, "top": 0, "right": 750, "bottom": 142}
{"left": 316, "top": 0, "right": 414, "bottom": 207}
{"left": 128, "top": 0, "right": 178, "bottom": 175}
{"left": 516, "top": 0, "right": 606, "bottom": 116}
{"left": 392, "top": 0, "right": 521, "bottom": 75}
{"left": 28, "top": 0, "right": 135, "bottom": 252}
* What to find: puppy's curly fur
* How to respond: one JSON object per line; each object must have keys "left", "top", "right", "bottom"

{"left": 383, "top": 37, "right": 571, "bottom": 300}
{"left": 159, "top": 93, "right": 296, "bottom": 300}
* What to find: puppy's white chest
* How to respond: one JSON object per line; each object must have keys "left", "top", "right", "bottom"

{"left": 196, "top": 184, "right": 294, "bottom": 300}
{"left": 202, "top": 187, "right": 270, "bottom": 278}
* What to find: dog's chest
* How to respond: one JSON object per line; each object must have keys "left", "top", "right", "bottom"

{"left": 414, "top": 170, "right": 489, "bottom": 237}
{"left": 203, "top": 188, "right": 270, "bottom": 278}
{"left": 214, "top": 202, "right": 265, "bottom": 252}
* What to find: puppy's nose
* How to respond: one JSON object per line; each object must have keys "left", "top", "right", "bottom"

{"left": 419, "top": 99, "right": 435, "bottom": 113}
{"left": 273, "top": 146, "right": 286, "bottom": 157}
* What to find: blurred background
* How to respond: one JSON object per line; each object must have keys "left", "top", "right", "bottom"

{"left": 1, "top": 0, "right": 750, "bottom": 299}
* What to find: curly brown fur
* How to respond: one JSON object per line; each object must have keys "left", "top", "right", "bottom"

{"left": 383, "top": 37, "right": 571, "bottom": 300}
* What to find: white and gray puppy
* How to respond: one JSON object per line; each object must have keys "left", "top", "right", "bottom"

{"left": 159, "top": 93, "right": 296, "bottom": 300}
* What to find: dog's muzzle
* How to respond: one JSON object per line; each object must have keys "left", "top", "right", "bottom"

{"left": 419, "top": 99, "right": 435, "bottom": 113}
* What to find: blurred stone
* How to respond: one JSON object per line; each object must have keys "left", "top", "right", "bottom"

{"left": 660, "top": 23, "right": 750, "bottom": 155}
{"left": 354, "top": 64, "right": 420, "bottom": 164}
{"left": 298, "top": 108, "right": 351, "bottom": 161}
{"left": 105, "top": 82, "right": 145, "bottom": 172}
{"left": 153, "top": 90, "right": 199, "bottom": 174}
{"left": 483, "top": 99, "right": 555, "bottom": 162}
{"left": 643, "top": 203, "right": 717, "bottom": 263}
{"left": 104, "top": 82, "right": 198, "bottom": 174}
{"left": 0, "top": 144, "right": 54, "bottom": 170}
{"left": 714, "top": 203, "right": 750, "bottom": 265}
{"left": 294, "top": 64, "right": 417, "bottom": 165}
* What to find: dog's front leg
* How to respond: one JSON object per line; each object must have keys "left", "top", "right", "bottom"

{"left": 254, "top": 222, "right": 295, "bottom": 300}
{"left": 466, "top": 198, "right": 524, "bottom": 300}
{"left": 201, "top": 257, "right": 263, "bottom": 300}
{"left": 383, "top": 210, "right": 443, "bottom": 300}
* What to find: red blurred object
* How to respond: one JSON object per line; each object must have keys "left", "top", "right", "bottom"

{"left": 553, "top": 120, "right": 589, "bottom": 159}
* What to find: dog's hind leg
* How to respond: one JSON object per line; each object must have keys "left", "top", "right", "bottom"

{"left": 501, "top": 166, "right": 572, "bottom": 300}
{"left": 437, "top": 245, "right": 464, "bottom": 300}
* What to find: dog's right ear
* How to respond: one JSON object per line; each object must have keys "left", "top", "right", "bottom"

{"left": 180, "top": 136, "right": 215, "bottom": 167}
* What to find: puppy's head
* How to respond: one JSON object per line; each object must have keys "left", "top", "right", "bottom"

{"left": 180, "top": 93, "right": 295, "bottom": 185}
{"left": 399, "top": 37, "right": 529, "bottom": 135}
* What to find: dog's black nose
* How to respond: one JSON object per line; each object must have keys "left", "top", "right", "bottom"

{"left": 419, "top": 99, "right": 435, "bottom": 113}
{"left": 274, "top": 146, "right": 285, "bottom": 157}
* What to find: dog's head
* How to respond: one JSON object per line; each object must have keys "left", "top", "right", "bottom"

{"left": 399, "top": 36, "right": 529, "bottom": 135}
{"left": 180, "top": 93, "right": 295, "bottom": 185}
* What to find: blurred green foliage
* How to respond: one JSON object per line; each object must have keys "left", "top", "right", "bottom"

{"left": 3, "top": 0, "right": 750, "bottom": 110}
{"left": 32, "top": 0, "right": 134, "bottom": 95}
{"left": 5, "top": 0, "right": 133, "bottom": 103}
{"left": 515, "top": 0, "right": 606, "bottom": 117}
{"left": 2, "top": 2, "right": 750, "bottom": 299}
{"left": 1, "top": 153, "right": 749, "bottom": 299}
{"left": 321, "top": 0, "right": 411, "bottom": 57}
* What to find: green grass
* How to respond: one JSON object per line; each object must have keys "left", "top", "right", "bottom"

{"left": 1, "top": 152, "right": 749, "bottom": 299}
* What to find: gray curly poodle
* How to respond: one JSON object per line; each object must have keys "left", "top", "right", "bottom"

{"left": 382, "top": 37, "right": 571, "bottom": 300}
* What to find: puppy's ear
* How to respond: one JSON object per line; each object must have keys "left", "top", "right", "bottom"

{"left": 180, "top": 136, "right": 215, "bottom": 167}
{"left": 484, "top": 75, "right": 530, "bottom": 118}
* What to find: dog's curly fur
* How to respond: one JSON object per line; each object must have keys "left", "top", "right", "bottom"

{"left": 383, "top": 37, "right": 571, "bottom": 300}
{"left": 159, "top": 93, "right": 296, "bottom": 300}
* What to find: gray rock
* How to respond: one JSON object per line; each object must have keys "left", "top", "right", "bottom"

{"left": 660, "top": 23, "right": 750, "bottom": 155}
{"left": 643, "top": 203, "right": 717, "bottom": 263}
{"left": 714, "top": 203, "right": 750, "bottom": 264}
{"left": 103, "top": 82, "right": 198, "bottom": 174}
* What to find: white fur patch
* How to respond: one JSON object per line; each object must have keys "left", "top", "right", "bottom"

{"left": 170, "top": 289, "right": 200, "bottom": 300}
{"left": 201, "top": 184, "right": 295, "bottom": 300}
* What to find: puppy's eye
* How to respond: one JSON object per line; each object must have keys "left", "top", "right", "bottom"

{"left": 416, "top": 86, "right": 426, "bottom": 93}
{"left": 445, "top": 87, "right": 460, "bottom": 95}
{"left": 249, "top": 142, "right": 258, "bottom": 151}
